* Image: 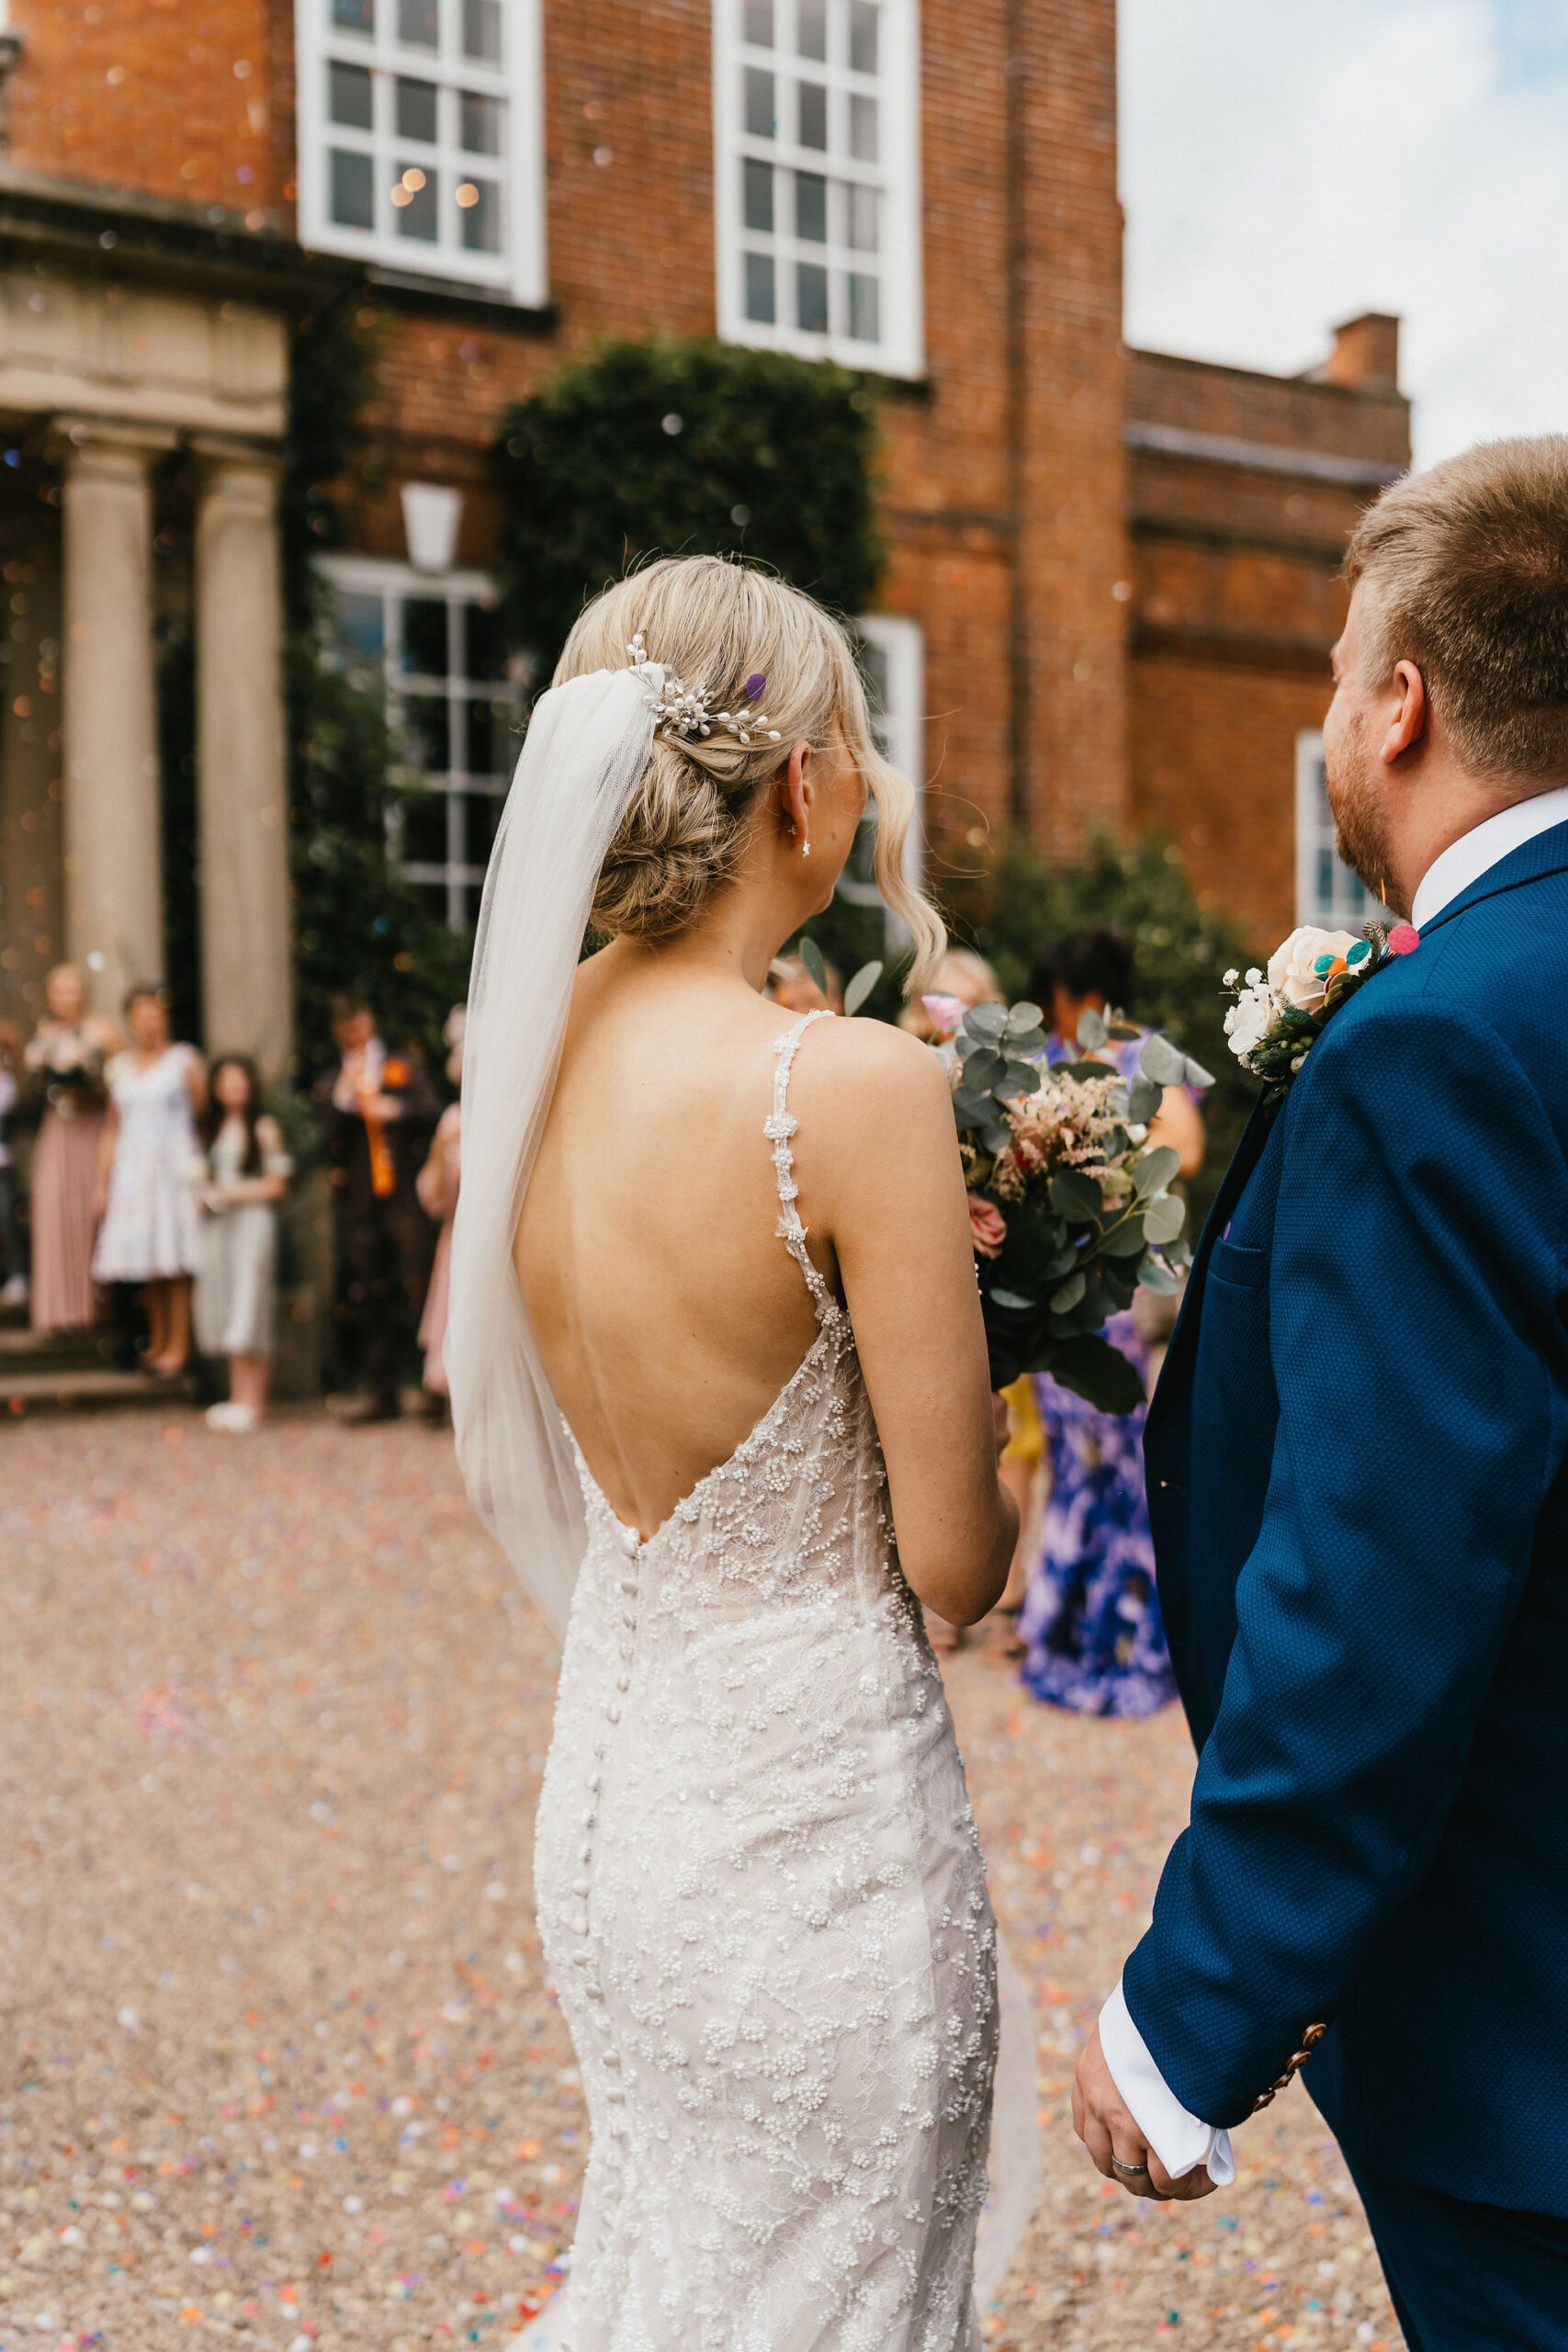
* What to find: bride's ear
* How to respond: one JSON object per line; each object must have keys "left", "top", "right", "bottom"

{"left": 777, "top": 741, "right": 813, "bottom": 847}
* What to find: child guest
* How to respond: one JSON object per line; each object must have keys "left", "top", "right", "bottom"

{"left": 194, "top": 1056, "right": 292, "bottom": 1432}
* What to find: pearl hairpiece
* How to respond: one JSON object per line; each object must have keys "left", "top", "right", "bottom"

{"left": 627, "top": 633, "right": 783, "bottom": 747}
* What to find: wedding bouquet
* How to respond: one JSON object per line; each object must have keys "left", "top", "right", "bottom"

{"left": 933, "top": 997, "right": 1213, "bottom": 1412}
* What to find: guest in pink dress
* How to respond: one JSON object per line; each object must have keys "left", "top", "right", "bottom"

{"left": 415, "top": 1007, "right": 464, "bottom": 1412}
{"left": 23, "top": 963, "right": 121, "bottom": 1333}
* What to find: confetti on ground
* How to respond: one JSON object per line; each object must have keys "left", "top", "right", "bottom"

{"left": 0, "top": 1409, "right": 1402, "bottom": 2349}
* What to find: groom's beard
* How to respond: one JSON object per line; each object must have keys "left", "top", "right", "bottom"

{"left": 1325, "top": 709, "right": 1407, "bottom": 919}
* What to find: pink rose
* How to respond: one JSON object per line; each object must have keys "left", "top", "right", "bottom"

{"left": 967, "top": 1193, "right": 1008, "bottom": 1259}
{"left": 921, "top": 992, "right": 966, "bottom": 1040}
{"left": 1387, "top": 923, "right": 1420, "bottom": 956}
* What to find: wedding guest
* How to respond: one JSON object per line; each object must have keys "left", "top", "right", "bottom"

{"left": 898, "top": 944, "right": 1001, "bottom": 1039}
{"left": 92, "top": 985, "right": 207, "bottom": 1376}
{"left": 23, "top": 962, "right": 120, "bottom": 1333}
{"left": 193, "top": 1056, "right": 292, "bottom": 1433}
{"left": 318, "top": 992, "right": 439, "bottom": 1423}
{"left": 0, "top": 1021, "right": 28, "bottom": 1307}
{"left": 415, "top": 1006, "right": 465, "bottom": 1415}
{"left": 767, "top": 951, "right": 843, "bottom": 1014}
{"left": 1018, "top": 931, "right": 1204, "bottom": 1716}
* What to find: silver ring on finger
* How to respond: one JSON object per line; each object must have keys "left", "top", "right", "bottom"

{"left": 1111, "top": 2155, "right": 1152, "bottom": 2181}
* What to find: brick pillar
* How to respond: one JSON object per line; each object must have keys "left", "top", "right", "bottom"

{"left": 193, "top": 437, "right": 292, "bottom": 1080}
{"left": 55, "top": 418, "right": 175, "bottom": 1019}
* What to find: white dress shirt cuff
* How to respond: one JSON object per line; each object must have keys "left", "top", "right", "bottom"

{"left": 1099, "top": 1979, "right": 1236, "bottom": 2187}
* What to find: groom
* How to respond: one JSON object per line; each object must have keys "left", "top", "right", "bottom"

{"left": 1073, "top": 435, "right": 1568, "bottom": 2347}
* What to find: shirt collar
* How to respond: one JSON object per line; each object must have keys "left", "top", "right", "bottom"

{"left": 1410, "top": 785, "right": 1568, "bottom": 931}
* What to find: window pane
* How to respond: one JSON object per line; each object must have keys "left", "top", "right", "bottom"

{"left": 401, "top": 598, "right": 448, "bottom": 676}
{"left": 334, "top": 591, "right": 384, "bottom": 661}
{"left": 744, "top": 66, "right": 776, "bottom": 137}
{"left": 848, "top": 270, "right": 880, "bottom": 343}
{"left": 400, "top": 695, "right": 451, "bottom": 771}
{"left": 457, "top": 176, "right": 502, "bottom": 252}
{"left": 846, "top": 180, "right": 878, "bottom": 251}
{"left": 798, "top": 80, "right": 827, "bottom": 148}
{"left": 329, "top": 147, "right": 375, "bottom": 228}
{"left": 460, "top": 602, "right": 507, "bottom": 680}
{"left": 396, "top": 75, "right": 438, "bottom": 141}
{"left": 395, "top": 164, "right": 439, "bottom": 239}
{"left": 796, "top": 260, "right": 829, "bottom": 333}
{"left": 397, "top": 0, "right": 439, "bottom": 44}
{"left": 463, "top": 0, "right": 502, "bottom": 62}
{"left": 464, "top": 791, "right": 502, "bottom": 864}
{"left": 459, "top": 88, "right": 504, "bottom": 153}
{"left": 744, "top": 250, "right": 776, "bottom": 322}
{"left": 850, "top": 0, "right": 878, "bottom": 72}
{"left": 795, "top": 170, "right": 827, "bottom": 242}
{"left": 797, "top": 0, "right": 827, "bottom": 59}
{"left": 333, "top": 0, "right": 374, "bottom": 31}
{"left": 743, "top": 156, "right": 773, "bottom": 232}
{"left": 397, "top": 790, "right": 448, "bottom": 864}
{"left": 849, "top": 92, "right": 877, "bottom": 160}
{"left": 744, "top": 0, "right": 773, "bottom": 44}
{"left": 329, "top": 60, "right": 374, "bottom": 129}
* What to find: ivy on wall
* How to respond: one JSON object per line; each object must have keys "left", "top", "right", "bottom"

{"left": 496, "top": 338, "right": 885, "bottom": 681}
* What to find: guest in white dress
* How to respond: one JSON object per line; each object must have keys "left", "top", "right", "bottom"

{"left": 194, "top": 1055, "right": 292, "bottom": 1432}
{"left": 92, "top": 986, "right": 208, "bottom": 1375}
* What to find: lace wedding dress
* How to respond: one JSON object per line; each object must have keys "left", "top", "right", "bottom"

{"left": 530, "top": 1012, "right": 1001, "bottom": 2351}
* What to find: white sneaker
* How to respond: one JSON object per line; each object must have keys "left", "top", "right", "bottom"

{"left": 205, "top": 1401, "right": 260, "bottom": 1433}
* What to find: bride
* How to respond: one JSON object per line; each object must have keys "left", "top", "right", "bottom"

{"left": 447, "top": 557, "right": 1021, "bottom": 2349}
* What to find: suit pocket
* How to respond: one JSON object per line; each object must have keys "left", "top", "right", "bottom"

{"left": 1210, "top": 1237, "right": 1268, "bottom": 1292}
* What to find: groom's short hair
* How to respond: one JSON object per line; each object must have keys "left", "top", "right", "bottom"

{"left": 1344, "top": 434, "right": 1568, "bottom": 782}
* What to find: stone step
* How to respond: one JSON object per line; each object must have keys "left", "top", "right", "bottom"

{"left": 0, "top": 1367, "right": 198, "bottom": 1417}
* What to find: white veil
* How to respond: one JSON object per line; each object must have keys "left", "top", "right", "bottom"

{"left": 446, "top": 664, "right": 658, "bottom": 1638}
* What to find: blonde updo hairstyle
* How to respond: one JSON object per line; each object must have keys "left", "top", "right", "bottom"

{"left": 555, "top": 556, "right": 945, "bottom": 989}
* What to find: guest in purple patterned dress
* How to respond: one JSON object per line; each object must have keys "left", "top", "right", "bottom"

{"left": 1018, "top": 931, "right": 1204, "bottom": 1717}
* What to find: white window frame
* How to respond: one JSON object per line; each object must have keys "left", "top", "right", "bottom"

{"left": 713, "top": 0, "right": 924, "bottom": 379}
{"left": 318, "top": 553, "right": 517, "bottom": 931}
{"left": 294, "top": 0, "right": 547, "bottom": 306}
{"left": 837, "top": 612, "right": 923, "bottom": 947}
{"left": 1295, "top": 729, "right": 1384, "bottom": 931}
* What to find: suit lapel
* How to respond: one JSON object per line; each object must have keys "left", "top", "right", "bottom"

{"left": 1416, "top": 819, "right": 1568, "bottom": 939}
{"left": 1152, "top": 1095, "right": 1274, "bottom": 1416}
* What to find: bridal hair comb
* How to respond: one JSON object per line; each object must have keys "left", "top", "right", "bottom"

{"left": 627, "top": 633, "right": 783, "bottom": 748}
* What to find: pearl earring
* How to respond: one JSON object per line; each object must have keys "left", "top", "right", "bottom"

{"left": 802, "top": 836, "right": 811, "bottom": 859}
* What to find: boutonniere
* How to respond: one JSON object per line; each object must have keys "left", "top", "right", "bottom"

{"left": 382, "top": 1057, "right": 411, "bottom": 1088}
{"left": 1223, "top": 921, "right": 1419, "bottom": 1101}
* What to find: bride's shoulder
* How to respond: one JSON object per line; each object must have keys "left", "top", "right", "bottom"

{"left": 792, "top": 1013, "right": 953, "bottom": 1142}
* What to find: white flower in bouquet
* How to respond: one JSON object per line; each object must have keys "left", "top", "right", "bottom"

{"left": 1268, "top": 925, "right": 1364, "bottom": 1013}
{"left": 1224, "top": 983, "right": 1277, "bottom": 1061}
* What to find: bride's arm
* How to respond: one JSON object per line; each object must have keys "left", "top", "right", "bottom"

{"left": 802, "top": 1021, "right": 1018, "bottom": 1625}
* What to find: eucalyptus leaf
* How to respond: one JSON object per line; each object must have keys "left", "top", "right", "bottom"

{"left": 964, "top": 1047, "right": 1007, "bottom": 1091}
{"left": 1137, "top": 1260, "right": 1179, "bottom": 1295}
{"left": 1138, "top": 1031, "right": 1188, "bottom": 1087}
{"left": 1099, "top": 1216, "right": 1146, "bottom": 1258}
{"left": 1166, "top": 1238, "right": 1193, "bottom": 1268}
{"left": 981, "top": 1122, "right": 1012, "bottom": 1154}
{"left": 1127, "top": 1073, "right": 1164, "bottom": 1124}
{"left": 989, "top": 1287, "right": 1037, "bottom": 1311}
{"left": 1047, "top": 1335, "right": 1148, "bottom": 1415}
{"left": 1051, "top": 1169, "right": 1104, "bottom": 1223}
{"left": 952, "top": 1088, "right": 993, "bottom": 1125}
{"left": 1049, "top": 1269, "right": 1086, "bottom": 1313}
{"left": 1005, "top": 1001, "right": 1044, "bottom": 1038}
{"left": 1184, "top": 1053, "right": 1216, "bottom": 1091}
{"left": 1144, "top": 1193, "right": 1187, "bottom": 1244}
{"left": 998, "top": 1060, "right": 1041, "bottom": 1097}
{"left": 1133, "top": 1144, "right": 1180, "bottom": 1200}
{"left": 799, "top": 936, "right": 828, "bottom": 996}
{"left": 1076, "top": 1006, "right": 1108, "bottom": 1051}
{"left": 1062, "top": 1059, "right": 1116, "bottom": 1082}
{"left": 1106, "top": 1023, "right": 1141, "bottom": 1042}
{"left": 843, "top": 959, "right": 883, "bottom": 1017}
{"left": 964, "top": 1001, "right": 1008, "bottom": 1039}
{"left": 1040, "top": 1245, "right": 1079, "bottom": 1281}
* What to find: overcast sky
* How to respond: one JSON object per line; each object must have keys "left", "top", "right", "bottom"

{"left": 1120, "top": 0, "right": 1568, "bottom": 464}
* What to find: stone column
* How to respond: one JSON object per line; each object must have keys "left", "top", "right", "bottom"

{"left": 56, "top": 419, "right": 174, "bottom": 1019}
{"left": 193, "top": 438, "right": 292, "bottom": 1080}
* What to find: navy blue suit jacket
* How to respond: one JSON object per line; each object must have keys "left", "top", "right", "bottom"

{"left": 1133, "top": 824, "right": 1568, "bottom": 2216}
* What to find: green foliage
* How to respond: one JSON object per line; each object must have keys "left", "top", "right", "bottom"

{"left": 945, "top": 832, "right": 1257, "bottom": 1227}
{"left": 282, "top": 295, "right": 467, "bottom": 1080}
{"left": 496, "top": 338, "right": 885, "bottom": 677}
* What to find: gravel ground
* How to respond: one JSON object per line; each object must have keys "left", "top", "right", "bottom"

{"left": 0, "top": 1410, "right": 1402, "bottom": 2352}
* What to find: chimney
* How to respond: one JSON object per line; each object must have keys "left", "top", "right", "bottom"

{"left": 1323, "top": 312, "right": 1401, "bottom": 394}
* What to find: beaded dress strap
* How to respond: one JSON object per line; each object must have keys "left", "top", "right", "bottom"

{"left": 766, "top": 1009, "right": 838, "bottom": 1326}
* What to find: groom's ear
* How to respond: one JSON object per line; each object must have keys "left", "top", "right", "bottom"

{"left": 1381, "top": 660, "right": 1429, "bottom": 764}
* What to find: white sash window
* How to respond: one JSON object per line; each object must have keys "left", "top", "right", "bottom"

{"left": 1295, "top": 729, "right": 1384, "bottom": 928}
{"left": 295, "top": 0, "right": 546, "bottom": 304}
{"left": 714, "top": 0, "right": 923, "bottom": 378}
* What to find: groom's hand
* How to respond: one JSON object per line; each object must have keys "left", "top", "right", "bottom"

{"left": 1072, "top": 2022, "right": 1216, "bottom": 2203}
